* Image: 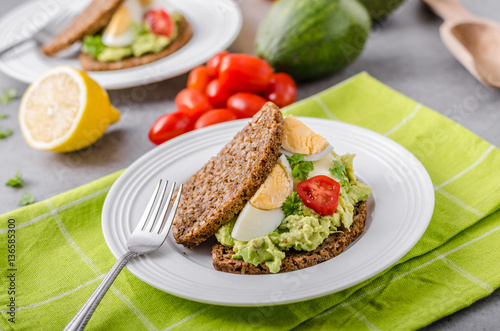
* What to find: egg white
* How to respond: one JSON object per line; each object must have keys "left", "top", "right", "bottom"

{"left": 231, "top": 203, "right": 285, "bottom": 241}
{"left": 102, "top": 0, "right": 145, "bottom": 47}
{"left": 231, "top": 155, "right": 293, "bottom": 242}
{"left": 280, "top": 144, "right": 333, "bottom": 161}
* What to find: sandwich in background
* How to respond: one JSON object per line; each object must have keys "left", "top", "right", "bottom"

{"left": 41, "top": 0, "right": 192, "bottom": 71}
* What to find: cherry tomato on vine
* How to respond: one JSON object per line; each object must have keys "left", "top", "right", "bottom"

{"left": 194, "top": 109, "right": 237, "bottom": 129}
{"left": 149, "top": 112, "right": 192, "bottom": 145}
{"left": 144, "top": 9, "right": 173, "bottom": 36}
{"left": 261, "top": 73, "right": 297, "bottom": 107}
{"left": 227, "top": 93, "right": 268, "bottom": 118}
{"left": 187, "top": 66, "right": 210, "bottom": 93}
{"left": 175, "top": 88, "right": 212, "bottom": 120}
{"left": 206, "top": 51, "right": 229, "bottom": 78}
{"left": 205, "top": 79, "right": 233, "bottom": 108}
{"left": 219, "top": 54, "right": 273, "bottom": 92}
{"left": 296, "top": 175, "right": 341, "bottom": 216}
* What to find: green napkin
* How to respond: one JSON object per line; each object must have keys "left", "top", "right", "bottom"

{"left": 1, "top": 72, "right": 499, "bottom": 331}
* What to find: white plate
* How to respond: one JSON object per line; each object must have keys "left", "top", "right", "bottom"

{"left": 0, "top": 0, "right": 241, "bottom": 90}
{"left": 102, "top": 118, "right": 435, "bottom": 306}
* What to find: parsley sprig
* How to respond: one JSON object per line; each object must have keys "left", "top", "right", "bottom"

{"left": 329, "top": 160, "right": 350, "bottom": 187}
{"left": 286, "top": 154, "right": 314, "bottom": 181}
{"left": 5, "top": 170, "right": 35, "bottom": 206}
{"left": 0, "top": 126, "right": 13, "bottom": 139}
{"left": 0, "top": 88, "right": 16, "bottom": 105}
{"left": 281, "top": 192, "right": 304, "bottom": 217}
{"left": 19, "top": 191, "right": 35, "bottom": 206}
{"left": 5, "top": 171, "right": 24, "bottom": 187}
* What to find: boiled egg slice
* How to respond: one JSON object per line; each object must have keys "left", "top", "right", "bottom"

{"left": 102, "top": 0, "right": 144, "bottom": 47}
{"left": 308, "top": 152, "right": 336, "bottom": 178}
{"left": 231, "top": 155, "right": 293, "bottom": 241}
{"left": 231, "top": 204, "right": 285, "bottom": 242}
{"left": 279, "top": 115, "right": 333, "bottom": 161}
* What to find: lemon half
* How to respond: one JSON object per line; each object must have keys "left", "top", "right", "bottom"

{"left": 19, "top": 66, "right": 120, "bottom": 152}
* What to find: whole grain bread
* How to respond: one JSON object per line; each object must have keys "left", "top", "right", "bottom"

{"left": 41, "top": 0, "right": 125, "bottom": 57}
{"left": 212, "top": 200, "right": 368, "bottom": 274}
{"left": 172, "top": 102, "right": 284, "bottom": 248}
{"left": 79, "top": 14, "right": 192, "bottom": 71}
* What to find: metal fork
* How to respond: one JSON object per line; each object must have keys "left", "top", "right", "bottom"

{"left": 64, "top": 179, "right": 183, "bottom": 331}
{"left": 0, "top": 7, "right": 75, "bottom": 57}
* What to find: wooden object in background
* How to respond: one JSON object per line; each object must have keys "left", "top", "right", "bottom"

{"left": 424, "top": 0, "right": 500, "bottom": 88}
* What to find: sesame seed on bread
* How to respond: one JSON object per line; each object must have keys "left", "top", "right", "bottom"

{"left": 211, "top": 200, "right": 368, "bottom": 274}
{"left": 41, "top": 0, "right": 125, "bottom": 57}
{"left": 172, "top": 102, "right": 284, "bottom": 248}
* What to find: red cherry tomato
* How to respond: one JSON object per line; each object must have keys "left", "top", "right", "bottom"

{"left": 262, "top": 73, "right": 297, "bottom": 107}
{"left": 227, "top": 93, "right": 268, "bottom": 118}
{"left": 219, "top": 54, "right": 273, "bottom": 92}
{"left": 206, "top": 51, "right": 229, "bottom": 78}
{"left": 175, "top": 88, "right": 212, "bottom": 120}
{"left": 296, "top": 175, "right": 341, "bottom": 216}
{"left": 194, "top": 109, "right": 237, "bottom": 129}
{"left": 149, "top": 112, "right": 192, "bottom": 145}
{"left": 205, "top": 79, "right": 233, "bottom": 108}
{"left": 187, "top": 66, "right": 210, "bottom": 93}
{"left": 144, "top": 9, "right": 173, "bottom": 36}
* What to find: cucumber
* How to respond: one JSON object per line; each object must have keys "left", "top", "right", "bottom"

{"left": 255, "top": 0, "right": 371, "bottom": 81}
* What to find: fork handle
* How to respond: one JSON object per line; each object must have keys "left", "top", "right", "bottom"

{"left": 64, "top": 251, "right": 138, "bottom": 331}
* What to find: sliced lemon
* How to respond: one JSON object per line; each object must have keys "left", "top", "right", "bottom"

{"left": 19, "top": 66, "right": 120, "bottom": 152}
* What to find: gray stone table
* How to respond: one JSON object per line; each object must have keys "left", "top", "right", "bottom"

{"left": 1, "top": 0, "right": 499, "bottom": 329}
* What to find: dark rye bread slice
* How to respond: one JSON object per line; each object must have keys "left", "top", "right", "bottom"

{"left": 212, "top": 200, "right": 368, "bottom": 274}
{"left": 41, "top": 0, "right": 125, "bottom": 56}
{"left": 172, "top": 103, "right": 284, "bottom": 248}
{"left": 79, "top": 14, "right": 192, "bottom": 71}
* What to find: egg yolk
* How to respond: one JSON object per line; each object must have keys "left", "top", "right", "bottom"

{"left": 250, "top": 163, "right": 291, "bottom": 210}
{"left": 282, "top": 115, "right": 329, "bottom": 155}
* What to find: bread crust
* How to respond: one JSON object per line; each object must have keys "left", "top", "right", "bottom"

{"left": 41, "top": 0, "right": 125, "bottom": 56}
{"left": 211, "top": 200, "right": 368, "bottom": 274}
{"left": 79, "top": 14, "right": 192, "bottom": 71}
{"left": 172, "top": 103, "right": 284, "bottom": 248}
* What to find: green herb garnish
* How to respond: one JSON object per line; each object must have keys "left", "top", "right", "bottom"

{"left": 132, "top": 21, "right": 151, "bottom": 36}
{"left": 6, "top": 171, "right": 24, "bottom": 187}
{"left": 0, "top": 88, "right": 16, "bottom": 105}
{"left": 19, "top": 191, "right": 34, "bottom": 206}
{"left": 282, "top": 192, "right": 304, "bottom": 217}
{"left": 329, "top": 160, "right": 349, "bottom": 187}
{"left": 286, "top": 154, "right": 314, "bottom": 181}
{"left": 0, "top": 114, "right": 7, "bottom": 119}
{"left": 82, "top": 35, "right": 106, "bottom": 58}
{"left": 0, "top": 126, "right": 13, "bottom": 138}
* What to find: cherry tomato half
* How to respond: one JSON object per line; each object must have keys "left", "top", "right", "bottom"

{"left": 144, "top": 9, "right": 173, "bottom": 36}
{"left": 227, "top": 92, "right": 268, "bottom": 118}
{"left": 175, "top": 88, "right": 212, "bottom": 120}
{"left": 261, "top": 73, "right": 297, "bottom": 107}
{"left": 206, "top": 51, "right": 229, "bottom": 78}
{"left": 194, "top": 109, "right": 237, "bottom": 129}
{"left": 205, "top": 79, "right": 233, "bottom": 108}
{"left": 149, "top": 111, "right": 192, "bottom": 145}
{"left": 219, "top": 54, "right": 273, "bottom": 92}
{"left": 187, "top": 66, "right": 210, "bottom": 93}
{"left": 296, "top": 175, "right": 341, "bottom": 216}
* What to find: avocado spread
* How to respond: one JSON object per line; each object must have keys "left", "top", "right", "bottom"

{"left": 82, "top": 13, "right": 182, "bottom": 62}
{"left": 215, "top": 152, "right": 372, "bottom": 273}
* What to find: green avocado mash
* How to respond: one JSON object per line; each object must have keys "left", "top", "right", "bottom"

{"left": 82, "top": 13, "right": 182, "bottom": 62}
{"left": 215, "top": 152, "right": 372, "bottom": 273}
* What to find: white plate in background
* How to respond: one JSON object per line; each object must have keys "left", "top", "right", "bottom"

{"left": 0, "top": 0, "right": 242, "bottom": 89}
